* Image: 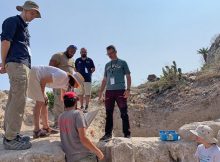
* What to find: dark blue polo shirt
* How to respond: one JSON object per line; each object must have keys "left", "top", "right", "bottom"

{"left": 1, "top": 15, "right": 31, "bottom": 68}
{"left": 75, "top": 57, "right": 95, "bottom": 82}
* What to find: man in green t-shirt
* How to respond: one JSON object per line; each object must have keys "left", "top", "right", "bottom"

{"left": 99, "top": 45, "right": 131, "bottom": 141}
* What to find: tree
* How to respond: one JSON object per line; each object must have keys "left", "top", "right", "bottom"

{"left": 197, "top": 47, "right": 209, "bottom": 63}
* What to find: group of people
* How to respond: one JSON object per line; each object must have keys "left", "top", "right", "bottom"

{"left": 0, "top": 1, "right": 132, "bottom": 161}
{"left": 2, "top": 1, "right": 220, "bottom": 162}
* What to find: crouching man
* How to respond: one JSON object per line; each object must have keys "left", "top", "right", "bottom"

{"left": 59, "top": 92, "right": 104, "bottom": 162}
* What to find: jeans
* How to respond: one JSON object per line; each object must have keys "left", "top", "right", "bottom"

{"left": 104, "top": 90, "right": 130, "bottom": 136}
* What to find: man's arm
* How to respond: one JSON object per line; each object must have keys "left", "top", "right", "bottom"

{"left": 98, "top": 77, "right": 107, "bottom": 100}
{"left": 91, "top": 59, "right": 95, "bottom": 73}
{"left": 124, "top": 74, "right": 131, "bottom": 98}
{"left": 0, "top": 40, "right": 10, "bottom": 73}
{"left": 126, "top": 74, "right": 131, "bottom": 90}
{"left": 78, "top": 127, "right": 104, "bottom": 160}
{"left": 40, "top": 75, "right": 53, "bottom": 100}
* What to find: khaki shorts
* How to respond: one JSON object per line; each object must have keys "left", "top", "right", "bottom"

{"left": 28, "top": 69, "right": 45, "bottom": 102}
{"left": 75, "top": 82, "right": 92, "bottom": 96}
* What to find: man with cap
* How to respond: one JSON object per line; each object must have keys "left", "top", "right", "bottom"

{"left": 190, "top": 125, "right": 220, "bottom": 162}
{"left": 75, "top": 47, "right": 95, "bottom": 113}
{"left": 49, "top": 45, "right": 77, "bottom": 128}
{"left": 0, "top": 1, "right": 41, "bottom": 150}
{"left": 59, "top": 91, "right": 104, "bottom": 162}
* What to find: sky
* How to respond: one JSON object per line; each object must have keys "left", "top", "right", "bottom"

{"left": 0, "top": 0, "right": 219, "bottom": 90}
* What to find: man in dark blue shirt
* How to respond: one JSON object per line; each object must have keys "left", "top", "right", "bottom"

{"left": 75, "top": 48, "right": 95, "bottom": 112}
{"left": 0, "top": 1, "right": 41, "bottom": 150}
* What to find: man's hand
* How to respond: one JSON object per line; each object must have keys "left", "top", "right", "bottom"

{"left": 95, "top": 150, "right": 104, "bottom": 160}
{"left": 91, "top": 68, "right": 95, "bottom": 73}
{"left": 123, "top": 90, "right": 130, "bottom": 98}
{"left": 0, "top": 63, "right": 6, "bottom": 74}
{"left": 0, "top": 67, "right": 6, "bottom": 74}
{"left": 44, "top": 93, "right": 48, "bottom": 105}
{"left": 98, "top": 91, "right": 104, "bottom": 102}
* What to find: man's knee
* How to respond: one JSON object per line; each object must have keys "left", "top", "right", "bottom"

{"left": 120, "top": 110, "right": 129, "bottom": 120}
{"left": 36, "top": 101, "right": 44, "bottom": 107}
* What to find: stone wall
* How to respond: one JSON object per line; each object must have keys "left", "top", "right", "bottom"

{"left": 0, "top": 136, "right": 197, "bottom": 162}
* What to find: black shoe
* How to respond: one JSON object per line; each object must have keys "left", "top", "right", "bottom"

{"left": 124, "top": 134, "right": 131, "bottom": 138}
{"left": 99, "top": 134, "right": 112, "bottom": 142}
{"left": 3, "top": 136, "right": 32, "bottom": 150}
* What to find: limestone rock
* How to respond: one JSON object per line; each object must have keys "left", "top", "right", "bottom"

{"left": 98, "top": 137, "right": 197, "bottom": 162}
{"left": 207, "top": 34, "right": 220, "bottom": 64}
{"left": 0, "top": 135, "right": 65, "bottom": 162}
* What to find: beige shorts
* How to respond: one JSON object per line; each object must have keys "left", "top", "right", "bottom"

{"left": 75, "top": 82, "right": 92, "bottom": 96}
{"left": 27, "top": 69, "right": 45, "bottom": 102}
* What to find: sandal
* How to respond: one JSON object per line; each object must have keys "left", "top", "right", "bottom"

{"left": 43, "top": 127, "right": 59, "bottom": 134}
{"left": 33, "top": 129, "right": 50, "bottom": 139}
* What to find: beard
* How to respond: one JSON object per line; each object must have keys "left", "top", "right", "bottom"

{"left": 65, "top": 52, "right": 73, "bottom": 59}
{"left": 81, "top": 54, "right": 87, "bottom": 58}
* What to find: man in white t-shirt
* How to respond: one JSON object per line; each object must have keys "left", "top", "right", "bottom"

{"left": 28, "top": 65, "right": 84, "bottom": 138}
{"left": 190, "top": 125, "right": 220, "bottom": 162}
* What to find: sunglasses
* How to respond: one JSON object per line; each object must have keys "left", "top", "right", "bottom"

{"left": 107, "top": 51, "right": 115, "bottom": 55}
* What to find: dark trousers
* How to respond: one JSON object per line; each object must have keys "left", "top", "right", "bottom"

{"left": 104, "top": 90, "right": 130, "bottom": 136}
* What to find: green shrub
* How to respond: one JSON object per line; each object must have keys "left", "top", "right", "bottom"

{"left": 46, "top": 91, "right": 54, "bottom": 110}
{"left": 150, "top": 61, "right": 184, "bottom": 94}
{"left": 91, "top": 80, "right": 101, "bottom": 98}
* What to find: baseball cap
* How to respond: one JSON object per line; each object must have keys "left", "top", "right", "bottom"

{"left": 63, "top": 92, "right": 77, "bottom": 99}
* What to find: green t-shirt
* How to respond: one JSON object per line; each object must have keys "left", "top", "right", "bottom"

{"left": 104, "top": 58, "right": 130, "bottom": 90}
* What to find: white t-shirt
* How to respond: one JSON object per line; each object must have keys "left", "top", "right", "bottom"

{"left": 195, "top": 144, "right": 220, "bottom": 162}
{"left": 32, "top": 66, "right": 69, "bottom": 90}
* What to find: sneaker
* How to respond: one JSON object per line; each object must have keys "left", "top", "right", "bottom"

{"left": 3, "top": 136, "right": 32, "bottom": 150}
{"left": 99, "top": 134, "right": 112, "bottom": 142}
{"left": 17, "top": 133, "right": 31, "bottom": 142}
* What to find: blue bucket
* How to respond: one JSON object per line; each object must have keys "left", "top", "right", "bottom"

{"left": 159, "top": 130, "right": 180, "bottom": 141}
